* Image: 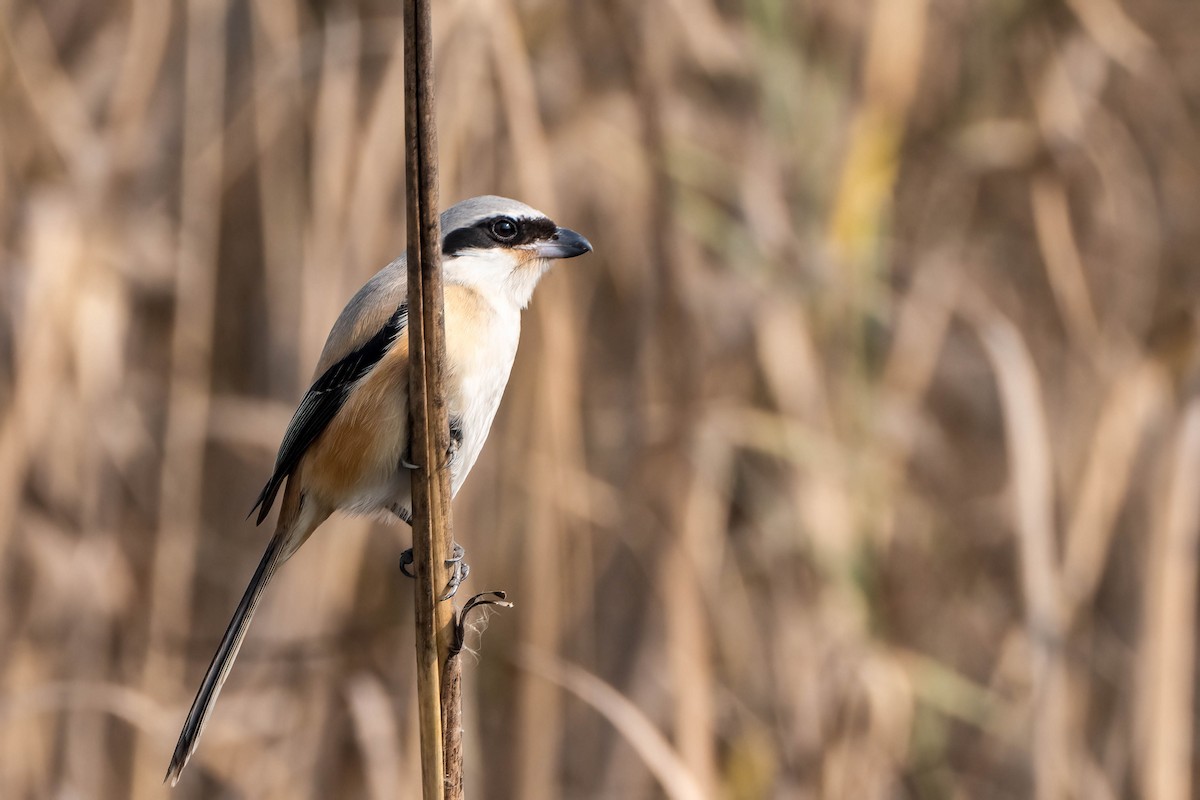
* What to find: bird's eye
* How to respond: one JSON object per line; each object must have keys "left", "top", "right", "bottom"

{"left": 490, "top": 218, "right": 518, "bottom": 241}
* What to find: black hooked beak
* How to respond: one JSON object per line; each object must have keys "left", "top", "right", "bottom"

{"left": 535, "top": 227, "right": 593, "bottom": 259}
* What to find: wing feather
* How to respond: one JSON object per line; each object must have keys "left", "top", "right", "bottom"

{"left": 249, "top": 302, "right": 408, "bottom": 523}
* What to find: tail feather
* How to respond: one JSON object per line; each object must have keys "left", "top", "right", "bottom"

{"left": 164, "top": 533, "right": 285, "bottom": 786}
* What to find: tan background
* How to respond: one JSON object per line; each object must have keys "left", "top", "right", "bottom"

{"left": 1, "top": 0, "right": 1199, "bottom": 798}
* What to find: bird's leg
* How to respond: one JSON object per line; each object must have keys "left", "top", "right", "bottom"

{"left": 398, "top": 541, "right": 471, "bottom": 600}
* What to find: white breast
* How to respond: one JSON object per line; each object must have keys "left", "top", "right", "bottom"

{"left": 447, "top": 302, "right": 521, "bottom": 496}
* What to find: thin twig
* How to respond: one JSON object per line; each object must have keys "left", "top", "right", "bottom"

{"left": 442, "top": 592, "right": 513, "bottom": 798}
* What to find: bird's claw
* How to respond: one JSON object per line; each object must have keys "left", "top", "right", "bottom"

{"left": 399, "top": 444, "right": 421, "bottom": 470}
{"left": 399, "top": 542, "right": 470, "bottom": 600}
{"left": 440, "top": 542, "right": 469, "bottom": 599}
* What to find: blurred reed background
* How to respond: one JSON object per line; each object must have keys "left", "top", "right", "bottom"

{"left": 1, "top": 0, "right": 1199, "bottom": 797}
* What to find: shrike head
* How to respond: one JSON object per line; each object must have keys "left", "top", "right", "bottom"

{"left": 440, "top": 195, "right": 592, "bottom": 308}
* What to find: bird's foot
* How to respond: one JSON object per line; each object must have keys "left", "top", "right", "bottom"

{"left": 441, "top": 542, "right": 470, "bottom": 600}
{"left": 398, "top": 541, "right": 470, "bottom": 600}
{"left": 444, "top": 420, "right": 463, "bottom": 467}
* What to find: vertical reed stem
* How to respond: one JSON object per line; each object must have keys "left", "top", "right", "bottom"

{"left": 403, "top": 0, "right": 458, "bottom": 797}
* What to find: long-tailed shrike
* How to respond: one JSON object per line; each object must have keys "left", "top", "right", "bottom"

{"left": 165, "top": 195, "right": 592, "bottom": 784}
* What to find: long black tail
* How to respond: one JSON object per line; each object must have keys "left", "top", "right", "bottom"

{"left": 164, "top": 533, "right": 285, "bottom": 785}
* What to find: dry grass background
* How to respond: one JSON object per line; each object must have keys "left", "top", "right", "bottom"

{"left": 1, "top": 0, "right": 1199, "bottom": 797}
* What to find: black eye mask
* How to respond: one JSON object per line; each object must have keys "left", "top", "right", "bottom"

{"left": 442, "top": 215, "right": 558, "bottom": 256}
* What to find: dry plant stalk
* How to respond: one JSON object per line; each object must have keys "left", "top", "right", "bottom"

{"left": 403, "top": 0, "right": 458, "bottom": 797}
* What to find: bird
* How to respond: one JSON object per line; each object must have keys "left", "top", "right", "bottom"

{"left": 164, "top": 195, "right": 592, "bottom": 785}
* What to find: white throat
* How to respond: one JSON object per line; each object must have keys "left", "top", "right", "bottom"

{"left": 444, "top": 249, "right": 552, "bottom": 310}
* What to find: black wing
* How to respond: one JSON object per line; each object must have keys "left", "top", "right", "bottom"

{"left": 249, "top": 303, "right": 408, "bottom": 524}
